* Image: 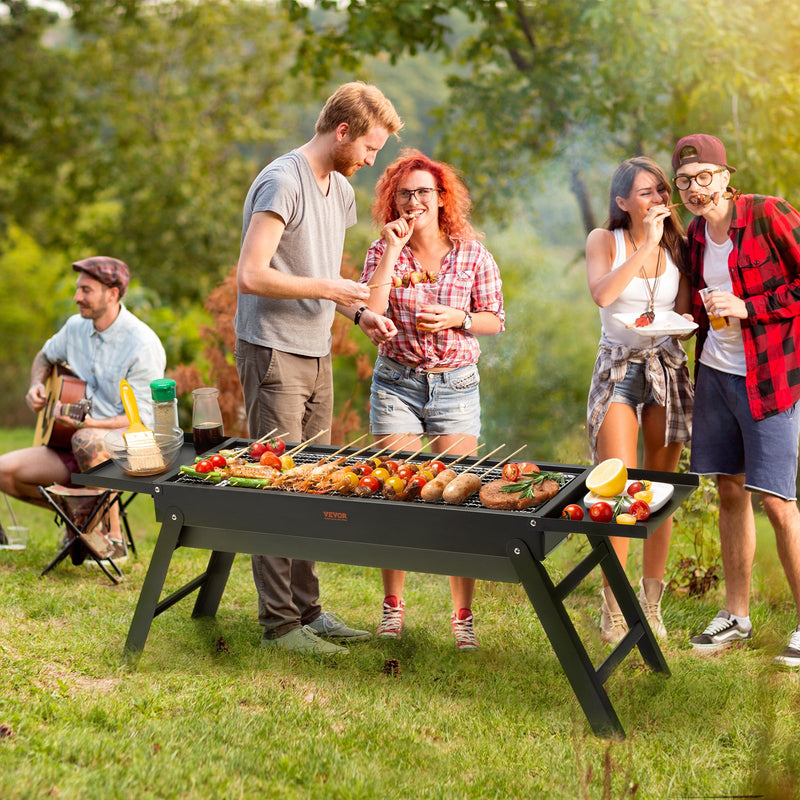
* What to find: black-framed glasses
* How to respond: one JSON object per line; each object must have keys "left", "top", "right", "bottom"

{"left": 672, "top": 168, "right": 725, "bottom": 191}
{"left": 395, "top": 187, "right": 441, "bottom": 203}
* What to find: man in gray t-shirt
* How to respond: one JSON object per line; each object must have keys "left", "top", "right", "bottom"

{"left": 234, "top": 82, "right": 402, "bottom": 655}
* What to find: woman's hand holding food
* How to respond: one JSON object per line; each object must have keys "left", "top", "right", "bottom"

{"left": 416, "top": 303, "right": 465, "bottom": 333}
{"left": 642, "top": 204, "right": 671, "bottom": 248}
{"left": 381, "top": 212, "right": 420, "bottom": 251}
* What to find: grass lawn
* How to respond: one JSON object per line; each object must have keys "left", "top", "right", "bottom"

{"left": 2, "top": 427, "right": 800, "bottom": 799}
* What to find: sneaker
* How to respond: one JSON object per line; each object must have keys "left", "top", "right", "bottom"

{"left": 306, "top": 611, "right": 371, "bottom": 641}
{"left": 638, "top": 578, "right": 667, "bottom": 640}
{"left": 600, "top": 588, "right": 627, "bottom": 645}
{"left": 261, "top": 625, "right": 348, "bottom": 655}
{"left": 375, "top": 595, "right": 405, "bottom": 638}
{"left": 775, "top": 627, "right": 800, "bottom": 667}
{"left": 451, "top": 608, "right": 480, "bottom": 651}
{"left": 690, "top": 610, "right": 752, "bottom": 652}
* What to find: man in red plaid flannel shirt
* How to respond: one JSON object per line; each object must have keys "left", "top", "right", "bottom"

{"left": 672, "top": 134, "right": 800, "bottom": 666}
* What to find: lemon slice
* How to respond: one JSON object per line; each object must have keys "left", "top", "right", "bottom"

{"left": 585, "top": 458, "right": 628, "bottom": 497}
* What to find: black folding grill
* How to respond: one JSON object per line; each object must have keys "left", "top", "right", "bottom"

{"left": 75, "top": 434, "right": 698, "bottom": 738}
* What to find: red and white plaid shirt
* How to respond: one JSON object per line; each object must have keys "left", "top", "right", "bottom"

{"left": 360, "top": 238, "right": 505, "bottom": 371}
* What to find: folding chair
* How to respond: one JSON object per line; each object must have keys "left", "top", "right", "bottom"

{"left": 38, "top": 484, "right": 137, "bottom": 585}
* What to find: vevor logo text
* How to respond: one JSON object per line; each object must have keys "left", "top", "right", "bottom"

{"left": 323, "top": 510, "right": 348, "bottom": 522}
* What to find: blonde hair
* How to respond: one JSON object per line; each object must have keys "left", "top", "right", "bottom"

{"left": 315, "top": 81, "right": 403, "bottom": 140}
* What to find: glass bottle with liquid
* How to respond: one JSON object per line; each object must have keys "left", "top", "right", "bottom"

{"left": 192, "top": 387, "right": 225, "bottom": 454}
{"left": 150, "top": 378, "right": 180, "bottom": 434}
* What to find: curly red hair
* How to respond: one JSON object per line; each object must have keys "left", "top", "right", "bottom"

{"left": 371, "top": 149, "right": 480, "bottom": 240}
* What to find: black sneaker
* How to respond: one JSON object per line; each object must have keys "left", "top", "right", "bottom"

{"left": 690, "top": 610, "right": 752, "bottom": 652}
{"left": 775, "top": 627, "right": 800, "bottom": 667}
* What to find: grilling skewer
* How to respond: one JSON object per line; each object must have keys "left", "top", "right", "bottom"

{"left": 228, "top": 428, "right": 280, "bottom": 459}
{"left": 441, "top": 444, "right": 506, "bottom": 505}
{"left": 479, "top": 445, "right": 527, "bottom": 479}
{"left": 282, "top": 429, "right": 330, "bottom": 459}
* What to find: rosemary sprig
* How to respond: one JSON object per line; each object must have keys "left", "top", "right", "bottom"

{"left": 500, "top": 471, "right": 566, "bottom": 498}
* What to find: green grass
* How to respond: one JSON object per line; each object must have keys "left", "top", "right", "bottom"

{"left": 2, "top": 428, "right": 800, "bottom": 799}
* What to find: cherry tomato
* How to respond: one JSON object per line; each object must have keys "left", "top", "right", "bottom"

{"left": 249, "top": 442, "right": 268, "bottom": 459}
{"left": 517, "top": 461, "right": 540, "bottom": 475}
{"left": 502, "top": 463, "right": 520, "bottom": 481}
{"left": 427, "top": 460, "right": 446, "bottom": 476}
{"left": 615, "top": 513, "right": 637, "bottom": 525}
{"left": 209, "top": 453, "right": 227, "bottom": 469}
{"left": 195, "top": 459, "right": 214, "bottom": 474}
{"left": 626, "top": 481, "right": 644, "bottom": 497}
{"left": 354, "top": 462, "right": 373, "bottom": 476}
{"left": 589, "top": 501, "right": 614, "bottom": 523}
{"left": 279, "top": 455, "right": 295, "bottom": 471}
{"left": 358, "top": 475, "right": 381, "bottom": 494}
{"left": 384, "top": 460, "right": 400, "bottom": 475}
{"left": 259, "top": 451, "right": 282, "bottom": 470}
{"left": 628, "top": 500, "right": 651, "bottom": 521}
{"left": 384, "top": 476, "right": 406, "bottom": 495}
{"left": 419, "top": 468, "right": 435, "bottom": 482}
{"left": 407, "top": 474, "right": 428, "bottom": 489}
{"left": 561, "top": 504, "right": 585, "bottom": 521}
{"left": 337, "top": 471, "right": 359, "bottom": 490}
{"left": 397, "top": 465, "right": 416, "bottom": 482}
{"left": 372, "top": 467, "right": 391, "bottom": 484}
{"left": 265, "top": 437, "right": 286, "bottom": 457}
{"left": 634, "top": 489, "right": 654, "bottom": 504}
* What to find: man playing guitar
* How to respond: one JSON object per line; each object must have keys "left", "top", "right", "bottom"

{"left": 0, "top": 257, "right": 166, "bottom": 558}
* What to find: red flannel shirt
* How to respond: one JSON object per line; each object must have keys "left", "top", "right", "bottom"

{"left": 685, "top": 192, "right": 800, "bottom": 419}
{"left": 360, "top": 238, "right": 504, "bottom": 371}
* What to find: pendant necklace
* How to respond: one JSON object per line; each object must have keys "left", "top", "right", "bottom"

{"left": 628, "top": 231, "right": 663, "bottom": 328}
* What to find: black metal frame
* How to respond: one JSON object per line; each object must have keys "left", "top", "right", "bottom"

{"left": 75, "top": 436, "right": 697, "bottom": 738}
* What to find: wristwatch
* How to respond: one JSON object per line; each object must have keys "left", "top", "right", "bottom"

{"left": 461, "top": 311, "right": 473, "bottom": 330}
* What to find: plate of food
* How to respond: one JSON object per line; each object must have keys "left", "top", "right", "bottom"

{"left": 613, "top": 310, "right": 697, "bottom": 338}
{"left": 583, "top": 480, "right": 674, "bottom": 513}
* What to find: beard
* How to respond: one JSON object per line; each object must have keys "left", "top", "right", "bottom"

{"left": 331, "top": 141, "right": 362, "bottom": 177}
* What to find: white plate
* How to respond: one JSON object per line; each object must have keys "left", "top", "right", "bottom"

{"left": 583, "top": 480, "right": 674, "bottom": 513}
{"left": 613, "top": 310, "right": 698, "bottom": 338}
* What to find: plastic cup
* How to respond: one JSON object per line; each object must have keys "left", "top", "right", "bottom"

{"left": 699, "top": 287, "right": 730, "bottom": 330}
{"left": 2, "top": 526, "right": 28, "bottom": 550}
{"left": 414, "top": 284, "right": 439, "bottom": 332}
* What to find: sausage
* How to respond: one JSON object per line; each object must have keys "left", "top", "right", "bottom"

{"left": 442, "top": 472, "right": 483, "bottom": 505}
{"left": 420, "top": 468, "right": 457, "bottom": 502}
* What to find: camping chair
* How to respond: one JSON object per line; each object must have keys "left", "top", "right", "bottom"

{"left": 38, "top": 484, "right": 137, "bottom": 585}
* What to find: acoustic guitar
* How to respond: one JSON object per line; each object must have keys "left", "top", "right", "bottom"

{"left": 33, "top": 366, "right": 92, "bottom": 449}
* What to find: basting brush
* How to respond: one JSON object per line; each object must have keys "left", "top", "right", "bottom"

{"left": 120, "top": 379, "right": 165, "bottom": 472}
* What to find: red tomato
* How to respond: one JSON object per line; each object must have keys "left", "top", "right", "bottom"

{"left": 259, "top": 451, "right": 282, "bottom": 470}
{"left": 354, "top": 462, "right": 373, "bottom": 476}
{"left": 249, "top": 442, "right": 268, "bottom": 459}
{"left": 384, "top": 460, "right": 400, "bottom": 474}
{"left": 626, "top": 481, "right": 643, "bottom": 497}
{"left": 195, "top": 459, "right": 214, "bottom": 474}
{"left": 517, "top": 461, "right": 539, "bottom": 475}
{"left": 407, "top": 474, "right": 428, "bottom": 489}
{"left": 265, "top": 437, "right": 286, "bottom": 457}
{"left": 397, "top": 465, "right": 416, "bottom": 482}
{"left": 209, "top": 453, "right": 227, "bottom": 468}
{"left": 358, "top": 475, "right": 381, "bottom": 494}
{"left": 561, "top": 504, "right": 585, "bottom": 521}
{"left": 428, "top": 460, "right": 446, "bottom": 476}
{"left": 628, "top": 500, "right": 651, "bottom": 521}
{"left": 502, "top": 463, "right": 520, "bottom": 481}
{"left": 589, "top": 501, "right": 614, "bottom": 523}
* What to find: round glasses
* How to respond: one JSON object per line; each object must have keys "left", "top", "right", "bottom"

{"left": 395, "top": 187, "right": 441, "bottom": 203}
{"left": 672, "top": 168, "right": 725, "bottom": 191}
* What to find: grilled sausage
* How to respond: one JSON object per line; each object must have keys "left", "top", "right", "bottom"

{"left": 420, "top": 468, "right": 457, "bottom": 502}
{"left": 442, "top": 472, "right": 483, "bottom": 505}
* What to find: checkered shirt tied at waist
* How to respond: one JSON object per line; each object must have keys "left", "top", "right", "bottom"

{"left": 586, "top": 338, "right": 694, "bottom": 463}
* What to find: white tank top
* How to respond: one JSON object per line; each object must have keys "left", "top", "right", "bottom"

{"left": 599, "top": 228, "right": 680, "bottom": 348}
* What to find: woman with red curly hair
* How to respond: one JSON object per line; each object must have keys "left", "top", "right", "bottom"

{"left": 357, "top": 149, "right": 504, "bottom": 651}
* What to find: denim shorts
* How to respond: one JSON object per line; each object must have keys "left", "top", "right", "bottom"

{"left": 369, "top": 355, "right": 481, "bottom": 437}
{"left": 690, "top": 364, "right": 800, "bottom": 500}
{"left": 611, "top": 361, "right": 657, "bottom": 408}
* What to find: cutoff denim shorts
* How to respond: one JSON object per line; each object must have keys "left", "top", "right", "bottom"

{"left": 611, "top": 361, "right": 657, "bottom": 408}
{"left": 369, "top": 355, "right": 481, "bottom": 437}
{"left": 690, "top": 363, "right": 800, "bottom": 500}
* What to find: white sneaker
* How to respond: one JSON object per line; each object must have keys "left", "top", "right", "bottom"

{"left": 690, "top": 610, "right": 752, "bottom": 652}
{"left": 775, "top": 627, "right": 800, "bottom": 667}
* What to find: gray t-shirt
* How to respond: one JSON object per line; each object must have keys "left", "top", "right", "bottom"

{"left": 234, "top": 150, "right": 357, "bottom": 357}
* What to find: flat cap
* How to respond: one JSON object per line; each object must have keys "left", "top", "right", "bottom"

{"left": 72, "top": 256, "right": 130, "bottom": 297}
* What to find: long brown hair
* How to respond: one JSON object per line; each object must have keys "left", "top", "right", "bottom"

{"left": 372, "top": 149, "right": 480, "bottom": 240}
{"left": 607, "top": 156, "right": 686, "bottom": 271}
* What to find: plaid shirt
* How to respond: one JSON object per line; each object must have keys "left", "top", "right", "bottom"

{"left": 360, "top": 238, "right": 504, "bottom": 371}
{"left": 685, "top": 193, "right": 800, "bottom": 419}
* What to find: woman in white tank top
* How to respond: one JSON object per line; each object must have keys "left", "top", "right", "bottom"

{"left": 585, "top": 156, "right": 694, "bottom": 644}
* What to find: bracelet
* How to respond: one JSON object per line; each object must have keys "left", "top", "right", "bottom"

{"left": 353, "top": 305, "right": 368, "bottom": 326}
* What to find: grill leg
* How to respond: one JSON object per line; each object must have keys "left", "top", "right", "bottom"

{"left": 192, "top": 551, "right": 236, "bottom": 618}
{"left": 508, "top": 537, "right": 625, "bottom": 739}
{"left": 123, "top": 507, "right": 184, "bottom": 665}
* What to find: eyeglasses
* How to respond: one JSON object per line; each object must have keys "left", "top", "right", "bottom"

{"left": 672, "top": 169, "right": 725, "bottom": 191}
{"left": 395, "top": 187, "right": 441, "bottom": 203}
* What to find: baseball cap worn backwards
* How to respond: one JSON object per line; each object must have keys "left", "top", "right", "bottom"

{"left": 672, "top": 134, "right": 735, "bottom": 174}
{"left": 72, "top": 256, "right": 130, "bottom": 297}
